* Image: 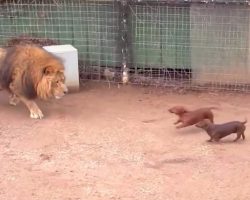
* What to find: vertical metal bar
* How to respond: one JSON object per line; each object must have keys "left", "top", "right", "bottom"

{"left": 119, "top": 0, "right": 129, "bottom": 84}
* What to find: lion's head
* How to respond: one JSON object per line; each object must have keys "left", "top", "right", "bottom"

{"left": 35, "top": 55, "right": 68, "bottom": 100}
{"left": 50, "top": 70, "right": 68, "bottom": 99}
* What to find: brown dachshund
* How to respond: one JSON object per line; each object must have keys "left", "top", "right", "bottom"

{"left": 195, "top": 119, "right": 247, "bottom": 142}
{"left": 168, "top": 106, "right": 217, "bottom": 129}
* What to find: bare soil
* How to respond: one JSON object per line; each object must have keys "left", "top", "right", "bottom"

{"left": 1, "top": 82, "right": 250, "bottom": 200}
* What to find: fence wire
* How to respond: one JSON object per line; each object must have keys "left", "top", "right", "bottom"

{"left": 0, "top": 0, "right": 250, "bottom": 92}
{"left": 128, "top": 3, "right": 250, "bottom": 92}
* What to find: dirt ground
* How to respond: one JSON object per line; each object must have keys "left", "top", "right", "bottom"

{"left": 1, "top": 82, "right": 250, "bottom": 200}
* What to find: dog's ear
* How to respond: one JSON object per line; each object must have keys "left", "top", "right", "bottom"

{"left": 178, "top": 107, "right": 188, "bottom": 114}
{"left": 181, "top": 107, "right": 188, "bottom": 113}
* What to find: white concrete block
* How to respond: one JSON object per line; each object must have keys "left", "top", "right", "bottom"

{"left": 43, "top": 44, "right": 79, "bottom": 92}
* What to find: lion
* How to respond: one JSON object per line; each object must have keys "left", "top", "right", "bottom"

{"left": 0, "top": 44, "right": 68, "bottom": 119}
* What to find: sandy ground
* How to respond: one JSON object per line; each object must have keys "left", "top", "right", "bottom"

{"left": 1, "top": 82, "right": 250, "bottom": 200}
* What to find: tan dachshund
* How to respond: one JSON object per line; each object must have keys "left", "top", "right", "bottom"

{"left": 169, "top": 106, "right": 217, "bottom": 129}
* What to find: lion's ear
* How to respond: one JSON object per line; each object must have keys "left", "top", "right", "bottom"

{"left": 43, "top": 65, "right": 54, "bottom": 75}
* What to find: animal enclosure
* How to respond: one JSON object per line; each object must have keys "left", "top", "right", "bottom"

{"left": 1, "top": 83, "right": 250, "bottom": 200}
{"left": 0, "top": 0, "right": 250, "bottom": 91}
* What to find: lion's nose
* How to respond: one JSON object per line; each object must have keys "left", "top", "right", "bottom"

{"left": 64, "top": 86, "right": 68, "bottom": 94}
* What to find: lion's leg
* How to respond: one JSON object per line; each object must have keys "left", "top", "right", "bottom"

{"left": 19, "top": 96, "right": 44, "bottom": 119}
{"left": 9, "top": 94, "right": 20, "bottom": 106}
{"left": 9, "top": 82, "right": 44, "bottom": 119}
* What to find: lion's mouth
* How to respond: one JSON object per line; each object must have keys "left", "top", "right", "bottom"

{"left": 54, "top": 87, "right": 68, "bottom": 99}
{"left": 55, "top": 94, "right": 64, "bottom": 99}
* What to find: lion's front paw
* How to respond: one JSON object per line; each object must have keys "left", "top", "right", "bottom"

{"left": 30, "top": 109, "right": 44, "bottom": 119}
{"left": 9, "top": 94, "right": 20, "bottom": 106}
{"left": 9, "top": 98, "right": 19, "bottom": 106}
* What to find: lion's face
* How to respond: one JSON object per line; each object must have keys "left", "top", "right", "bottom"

{"left": 50, "top": 71, "right": 68, "bottom": 99}
{"left": 36, "top": 65, "right": 68, "bottom": 100}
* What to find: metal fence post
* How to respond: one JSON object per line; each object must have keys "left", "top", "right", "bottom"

{"left": 119, "top": 0, "right": 130, "bottom": 84}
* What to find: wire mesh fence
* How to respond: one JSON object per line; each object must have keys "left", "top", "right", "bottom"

{"left": 0, "top": 0, "right": 250, "bottom": 92}
{"left": 128, "top": 2, "right": 250, "bottom": 92}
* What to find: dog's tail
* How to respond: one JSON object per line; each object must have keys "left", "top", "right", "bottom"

{"left": 242, "top": 118, "right": 248, "bottom": 125}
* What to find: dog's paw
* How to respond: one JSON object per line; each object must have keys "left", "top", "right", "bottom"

{"left": 30, "top": 109, "right": 44, "bottom": 119}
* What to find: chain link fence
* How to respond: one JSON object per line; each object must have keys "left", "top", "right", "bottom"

{"left": 0, "top": 0, "right": 250, "bottom": 92}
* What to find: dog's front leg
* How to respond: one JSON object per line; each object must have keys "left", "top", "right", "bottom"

{"left": 206, "top": 132, "right": 214, "bottom": 142}
{"left": 176, "top": 123, "right": 189, "bottom": 129}
{"left": 174, "top": 119, "right": 181, "bottom": 125}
